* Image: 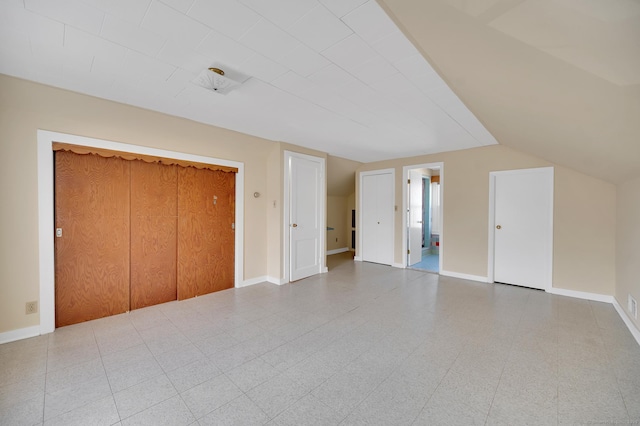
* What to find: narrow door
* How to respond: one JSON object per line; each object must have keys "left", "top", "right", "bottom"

{"left": 54, "top": 151, "right": 130, "bottom": 327}
{"left": 178, "top": 167, "right": 235, "bottom": 299}
{"left": 289, "top": 153, "right": 324, "bottom": 281}
{"left": 361, "top": 171, "right": 394, "bottom": 265}
{"left": 408, "top": 170, "right": 423, "bottom": 266}
{"left": 493, "top": 167, "right": 553, "bottom": 290}
{"left": 130, "top": 161, "right": 178, "bottom": 309}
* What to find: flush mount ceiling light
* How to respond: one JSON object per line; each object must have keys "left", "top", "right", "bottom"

{"left": 194, "top": 67, "right": 243, "bottom": 95}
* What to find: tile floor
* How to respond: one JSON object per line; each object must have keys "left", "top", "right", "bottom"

{"left": 410, "top": 254, "right": 439, "bottom": 272}
{"left": 1, "top": 254, "right": 639, "bottom": 425}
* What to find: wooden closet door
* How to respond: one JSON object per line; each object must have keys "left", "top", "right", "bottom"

{"left": 178, "top": 167, "right": 235, "bottom": 299}
{"left": 55, "top": 151, "right": 130, "bottom": 327}
{"left": 130, "top": 161, "right": 178, "bottom": 309}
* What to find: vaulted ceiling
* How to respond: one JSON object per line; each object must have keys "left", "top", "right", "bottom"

{"left": 379, "top": 0, "right": 640, "bottom": 184}
{"left": 1, "top": 0, "right": 638, "bottom": 183}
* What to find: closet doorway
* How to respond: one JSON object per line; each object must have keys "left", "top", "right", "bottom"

{"left": 403, "top": 163, "right": 443, "bottom": 272}
{"left": 53, "top": 144, "right": 236, "bottom": 327}
{"left": 38, "top": 131, "right": 245, "bottom": 335}
{"left": 359, "top": 169, "right": 394, "bottom": 266}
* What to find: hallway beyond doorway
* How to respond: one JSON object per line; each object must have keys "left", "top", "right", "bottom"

{"left": 410, "top": 254, "right": 439, "bottom": 273}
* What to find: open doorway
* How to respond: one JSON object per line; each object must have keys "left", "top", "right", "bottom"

{"left": 403, "top": 163, "right": 443, "bottom": 273}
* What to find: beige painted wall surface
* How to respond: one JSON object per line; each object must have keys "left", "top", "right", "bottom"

{"left": 327, "top": 196, "right": 348, "bottom": 251}
{"left": 266, "top": 144, "right": 282, "bottom": 281}
{"left": 554, "top": 167, "right": 616, "bottom": 295}
{"left": 327, "top": 155, "right": 361, "bottom": 197}
{"left": 356, "top": 145, "right": 616, "bottom": 295}
{"left": 616, "top": 177, "right": 640, "bottom": 331}
{"left": 0, "top": 75, "right": 276, "bottom": 333}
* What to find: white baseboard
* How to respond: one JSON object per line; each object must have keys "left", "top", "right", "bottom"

{"left": 613, "top": 299, "right": 640, "bottom": 347}
{"left": 354, "top": 256, "right": 362, "bottom": 262}
{"left": 238, "top": 276, "right": 268, "bottom": 288}
{"left": 267, "top": 276, "right": 287, "bottom": 285}
{"left": 322, "top": 267, "right": 328, "bottom": 273}
{"left": 0, "top": 325, "right": 41, "bottom": 345}
{"left": 392, "top": 263, "right": 405, "bottom": 269}
{"left": 547, "top": 287, "right": 614, "bottom": 303}
{"left": 327, "top": 247, "right": 349, "bottom": 255}
{"left": 440, "top": 270, "right": 490, "bottom": 283}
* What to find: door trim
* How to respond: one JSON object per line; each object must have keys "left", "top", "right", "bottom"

{"left": 283, "top": 151, "right": 326, "bottom": 283}
{"left": 38, "top": 130, "right": 245, "bottom": 334}
{"left": 402, "top": 162, "right": 444, "bottom": 269}
{"left": 487, "top": 167, "right": 554, "bottom": 291}
{"left": 357, "top": 168, "right": 395, "bottom": 264}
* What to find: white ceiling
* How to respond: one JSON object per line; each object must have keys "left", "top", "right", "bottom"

{"left": 0, "top": 0, "right": 497, "bottom": 163}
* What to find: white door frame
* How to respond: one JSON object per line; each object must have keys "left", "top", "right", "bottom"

{"left": 487, "top": 167, "right": 554, "bottom": 291}
{"left": 357, "top": 168, "right": 395, "bottom": 265}
{"left": 402, "top": 162, "right": 444, "bottom": 269}
{"left": 37, "top": 130, "right": 245, "bottom": 335}
{"left": 408, "top": 170, "right": 423, "bottom": 266}
{"left": 283, "top": 151, "right": 326, "bottom": 283}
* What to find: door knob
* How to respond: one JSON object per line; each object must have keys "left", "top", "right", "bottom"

{"left": 417, "top": 221, "right": 422, "bottom": 224}
{"left": 292, "top": 223, "right": 298, "bottom": 228}
{"left": 496, "top": 225, "right": 502, "bottom": 229}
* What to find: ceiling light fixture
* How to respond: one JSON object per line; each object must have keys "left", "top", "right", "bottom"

{"left": 194, "top": 67, "right": 242, "bottom": 95}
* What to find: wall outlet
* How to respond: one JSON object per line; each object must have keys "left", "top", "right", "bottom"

{"left": 26, "top": 301, "right": 38, "bottom": 315}
{"left": 629, "top": 295, "right": 638, "bottom": 320}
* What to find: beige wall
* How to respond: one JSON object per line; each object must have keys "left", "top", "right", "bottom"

{"left": 356, "top": 144, "right": 616, "bottom": 295}
{"left": 266, "top": 144, "right": 282, "bottom": 280}
{"left": 616, "top": 176, "right": 640, "bottom": 330}
{"left": 0, "top": 75, "right": 278, "bottom": 333}
{"left": 327, "top": 196, "right": 348, "bottom": 251}
{"left": 554, "top": 167, "right": 616, "bottom": 294}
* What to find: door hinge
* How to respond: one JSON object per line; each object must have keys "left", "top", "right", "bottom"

{"left": 407, "top": 249, "right": 410, "bottom": 254}
{"left": 231, "top": 223, "right": 235, "bottom": 230}
{"left": 407, "top": 179, "right": 410, "bottom": 184}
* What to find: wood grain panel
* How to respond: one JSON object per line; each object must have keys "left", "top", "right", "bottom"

{"left": 177, "top": 167, "right": 235, "bottom": 300}
{"left": 130, "top": 161, "right": 178, "bottom": 310}
{"left": 55, "top": 151, "right": 130, "bottom": 327}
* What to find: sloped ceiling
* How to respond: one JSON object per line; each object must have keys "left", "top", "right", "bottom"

{"left": 0, "top": 0, "right": 498, "bottom": 164}
{"left": 378, "top": 0, "right": 640, "bottom": 184}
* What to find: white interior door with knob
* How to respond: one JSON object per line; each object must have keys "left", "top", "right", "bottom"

{"left": 408, "top": 170, "right": 423, "bottom": 266}
{"left": 286, "top": 151, "right": 325, "bottom": 282}
{"left": 360, "top": 170, "right": 394, "bottom": 265}
{"left": 490, "top": 167, "right": 554, "bottom": 290}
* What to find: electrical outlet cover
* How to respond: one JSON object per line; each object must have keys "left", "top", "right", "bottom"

{"left": 25, "top": 301, "right": 38, "bottom": 315}
{"left": 629, "top": 295, "right": 638, "bottom": 319}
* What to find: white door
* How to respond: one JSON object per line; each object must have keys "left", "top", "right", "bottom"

{"left": 408, "top": 170, "right": 423, "bottom": 266}
{"left": 288, "top": 153, "right": 324, "bottom": 281}
{"left": 492, "top": 167, "right": 553, "bottom": 290}
{"left": 361, "top": 171, "right": 394, "bottom": 265}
